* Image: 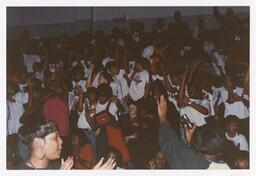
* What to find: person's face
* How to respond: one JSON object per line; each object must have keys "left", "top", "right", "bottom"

{"left": 227, "top": 122, "right": 238, "bottom": 135}
{"left": 43, "top": 131, "right": 63, "bottom": 160}
{"left": 111, "top": 66, "right": 120, "bottom": 75}
{"left": 99, "top": 96, "right": 109, "bottom": 104}
{"left": 74, "top": 72, "right": 82, "bottom": 81}
{"left": 128, "top": 104, "right": 137, "bottom": 118}
{"left": 135, "top": 62, "right": 143, "bottom": 72}
{"left": 154, "top": 152, "right": 167, "bottom": 169}
{"left": 71, "top": 135, "right": 80, "bottom": 147}
{"left": 174, "top": 12, "right": 181, "bottom": 22}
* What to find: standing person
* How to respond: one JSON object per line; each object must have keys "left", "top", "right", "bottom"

{"left": 157, "top": 95, "right": 230, "bottom": 169}
{"left": 42, "top": 81, "right": 70, "bottom": 157}
{"left": 7, "top": 81, "right": 29, "bottom": 135}
{"left": 168, "top": 10, "right": 192, "bottom": 48}
{"left": 128, "top": 59, "right": 150, "bottom": 102}
{"left": 77, "top": 87, "right": 98, "bottom": 153}
{"left": 95, "top": 84, "right": 130, "bottom": 165}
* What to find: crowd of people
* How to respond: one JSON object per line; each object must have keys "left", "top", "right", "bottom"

{"left": 6, "top": 7, "right": 249, "bottom": 170}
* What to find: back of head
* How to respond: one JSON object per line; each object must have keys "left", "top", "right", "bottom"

{"left": 18, "top": 113, "right": 57, "bottom": 145}
{"left": 191, "top": 122, "right": 227, "bottom": 161}
{"left": 97, "top": 83, "right": 113, "bottom": 98}
{"left": 226, "top": 115, "right": 239, "bottom": 125}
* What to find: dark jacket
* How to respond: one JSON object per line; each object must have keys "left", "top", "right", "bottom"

{"left": 159, "top": 122, "right": 210, "bottom": 169}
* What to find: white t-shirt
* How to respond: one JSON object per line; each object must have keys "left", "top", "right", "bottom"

{"left": 127, "top": 60, "right": 136, "bottom": 79}
{"left": 224, "top": 86, "right": 249, "bottom": 119}
{"left": 110, "top": 76, "right": 124, "bottom": 101}
{"left": 96, "top": 101, "right": 119, "bottom": 121}
{"left": 203, "top": 41, "right": 215, "bottom": 56}
{"left": 33, "top": 71, "right": 44, "bottom": 82}
{"left": 116, "top": 69, "right": 129, "bottom": 98}
{"left": 202, "top": 89, "right": 215, "bottom": 116}
{"left": 7, "top": 92, "right": 28, "bottom": 135}
{"left": 212, "top": 86, "right": 228, "bottom": 106}
{"left": 225, "top": 132, "right": 249, "bottom": 151}
{"left": 211, "top": 49, "right": 227, "bottom": 75}
{"left": 129, "top": 70, "right": 149, "bottom": 101}
{"left": 80, "top": 60, "right": 90, "bottom": 78}
{"left": 224, "top": 101, "right": 249, "bottom": 119}
{"left": 207, "top": 162, "right": 230, "bottom": 169}
{"left": 92, "top": 71, "right": 103, "bottom": 88}
{"left": 77, "top": 103, "right": 93, "bottom": 130}
{"left": 141, "top": 45, "right": 154, "bottom": 60}
{"left": 166, "top": 75, "right": 189, "bottom": 112}
{"left": 23, "top": 54, "right": 41, "bottom": 73}
{"left": 180, "top": 98, "right": 210, "bottom": 127}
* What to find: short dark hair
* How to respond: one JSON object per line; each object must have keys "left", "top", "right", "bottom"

{"left": 100, "top": 71, "right": 113, "bottom": 83}
{"left": 191, "top": 122, "right": 227, "bottom": 158}
{"left": 86, "top": 87, "right": 97, "bottom": 97}
{"left": 18, "top": 114, "right": 57, "bottom": 145}
{"left": 97, "top": 83, "right": 113, "bottom": 98}
{"left": 226, "top": 115, "right": 239, "bottom": 125}
{"left": 71, "top": 129, "right": 89, "bottom": 147}
{"left": 106, "top": 61, "right": 118, "bottom": 70}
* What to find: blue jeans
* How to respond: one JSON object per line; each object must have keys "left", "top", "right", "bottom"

{"left": 83, "top": 130, "right": 96, "bottom": 153}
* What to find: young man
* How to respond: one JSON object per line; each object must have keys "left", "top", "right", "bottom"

{"left": 128, "top": 59, "right": 150, "bottom": 102}
{"left": 225, "top": 115, "right": 249, "bottom": 152}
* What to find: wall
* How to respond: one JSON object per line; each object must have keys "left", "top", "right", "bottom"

{"left": 7, "top": 7, "right": 249, "bottom": 39}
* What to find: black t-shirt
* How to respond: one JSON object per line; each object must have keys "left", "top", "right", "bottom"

{"left": 16, "top": 160, "right": 60, "bottom": 170}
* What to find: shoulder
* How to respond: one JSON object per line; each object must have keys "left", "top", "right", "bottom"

{"left": 237, "top": 133, "right": 247, "bottom": 140}
{"left": 16, "top": 162, "right": 33, "bottom": 170}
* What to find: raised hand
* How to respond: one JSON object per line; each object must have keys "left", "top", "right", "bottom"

{"left": 157, "top": 95, "right": 168, "bottom": 124}
{"left": 89, "top": 63, "right": 95, "bottom": 71}
{"left": 60, "top": 156, "right": 74, "bottom": 170}
{"left": 93, "top": 157, "right": 116, "bottom": 170}
{"left": 184, "top": 124, "right": 196, "bottom": 145}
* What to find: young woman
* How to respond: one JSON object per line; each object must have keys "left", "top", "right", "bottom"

{"left": 16, "top": 115, "right": 116, "bottom": 170}
{"left": 71, "top": 129, "right": 96, "bottom": 169}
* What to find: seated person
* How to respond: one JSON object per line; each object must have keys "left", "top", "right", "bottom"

{"left": 225, "top": 115, "right": 249, "bottom": 152}
{"left": 71, "top": 129, "right": 96, "bottom": 169}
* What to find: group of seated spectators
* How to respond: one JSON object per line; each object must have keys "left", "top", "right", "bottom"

{"left": 6, "top": 7, "right": 249, "bottom": 170}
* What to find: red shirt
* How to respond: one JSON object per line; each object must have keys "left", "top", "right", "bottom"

{"left": 43, "top": 96, "right": 70, "bottom": 136}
